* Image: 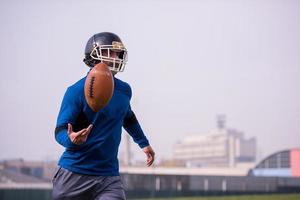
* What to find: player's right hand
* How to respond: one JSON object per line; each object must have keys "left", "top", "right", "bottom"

{"left": 67, "top": 123, "right": 93, "bottom": 145}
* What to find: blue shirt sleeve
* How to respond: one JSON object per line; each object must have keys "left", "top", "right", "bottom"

{"left": 55, "top": 87, "right": 82, "bottom": 150}
{"left": 123, "top": 105, "right": 149, "bottom": 148}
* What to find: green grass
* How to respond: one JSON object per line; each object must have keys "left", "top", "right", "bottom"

{"left": 133, "top": 194, "right": 300, "bottom": 200}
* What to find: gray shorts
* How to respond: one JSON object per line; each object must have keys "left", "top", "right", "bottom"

{"left": 52, "top": 167, "right": 126, "bottom": 200}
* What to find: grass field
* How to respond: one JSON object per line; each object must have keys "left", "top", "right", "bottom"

{"left": 134, "top": 194, "right": 300, "bottom": 200}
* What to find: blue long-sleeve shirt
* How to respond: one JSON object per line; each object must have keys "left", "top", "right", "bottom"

{"left": 55, "top": 76, "right": 149, "bottom": 176}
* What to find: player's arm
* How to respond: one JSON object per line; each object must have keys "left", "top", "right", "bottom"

{"left": 123, "top": 105, "right": 155, "bottom": 166}
{"left": 54, "top": 87, "right": 91, "bottom": 149}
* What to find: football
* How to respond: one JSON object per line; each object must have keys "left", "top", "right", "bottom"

{"left": 84, "top": 63, "right": 114, "bottom": 112}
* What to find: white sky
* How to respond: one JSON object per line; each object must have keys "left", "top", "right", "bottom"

{"left": 0, "top": 0, "right": 299, "bottom": 163}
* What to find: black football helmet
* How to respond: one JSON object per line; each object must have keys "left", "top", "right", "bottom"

{"left": 83, "top": 32, "right": 128, "bottom": 72}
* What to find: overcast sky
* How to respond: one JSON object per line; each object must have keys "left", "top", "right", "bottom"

{"left": 0, "top": 0, "right": 299, "bottom": 163}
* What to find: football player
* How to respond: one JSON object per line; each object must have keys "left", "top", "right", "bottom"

{"left": 52, "top": 32, "right": 155, "bottom": 200}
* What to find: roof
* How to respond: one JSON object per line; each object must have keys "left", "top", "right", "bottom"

{"left": 120, "top": 166, "right": 249, "bottom": 176}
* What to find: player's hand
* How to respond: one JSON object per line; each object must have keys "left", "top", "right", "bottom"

{"left": 67, "top": 123, "right": 93, "bottom": 145}
{"left": 143, "top": 146, "right": 155, "bottom": 167}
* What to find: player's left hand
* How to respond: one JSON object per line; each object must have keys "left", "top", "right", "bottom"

{"left": 143, "top": 146, "right": 155, "bottom": 167}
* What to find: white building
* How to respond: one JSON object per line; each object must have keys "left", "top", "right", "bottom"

{"left": 173, "top": 116, "right": 256, "bottom": 168}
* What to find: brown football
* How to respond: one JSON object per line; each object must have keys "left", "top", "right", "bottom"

{"left": 84, "top": 63, "right": 114, "bottom": 112}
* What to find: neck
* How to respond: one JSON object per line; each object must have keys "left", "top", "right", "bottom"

{"left": 111, "top": 71, "right": 117, "bottom": 76}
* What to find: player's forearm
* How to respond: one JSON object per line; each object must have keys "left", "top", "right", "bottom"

{"left": 123, "top": 110, "right": 150, "bottom": 148}
{"left": 125, "top": 123, "right": 150, "bottom": 148}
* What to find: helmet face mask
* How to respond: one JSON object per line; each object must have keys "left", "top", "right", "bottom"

{"left": 84, "top": 32, "right": 128, "bottom": 73}
{"left": 90, "top": 43, "right": 128, "bottom": 72}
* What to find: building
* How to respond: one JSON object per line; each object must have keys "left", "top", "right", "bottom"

{"left": 249, "top": 148, "right": 300, "bottom": 177}
{"left": 173, "top": 116, "right": 256, "bottom": 168}
{"left": 0, "top": 159, "right": 57, "bottom": 181}
{"left": 0, "top": 167, "right": 52, "bottom": 200}
{"left": 0, "top": 168, "right": 51, "bottom": 189}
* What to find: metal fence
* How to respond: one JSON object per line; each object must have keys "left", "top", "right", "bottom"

{"left": 122, "top": 174, "right": 300, "bottom": 198}
{"left": 0, "top": 174, "right": 300, "bottom": 200}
